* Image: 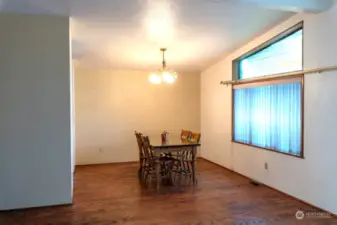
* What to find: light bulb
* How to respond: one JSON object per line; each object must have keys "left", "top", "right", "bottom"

{"left": 162, "top": 72, "right": 171, "bottom": 82}
{"left": 162, "top": 72, "right": 177, "bottom": 84}
{"left": 148, "top": 73, "right": 162, "bottom": 84}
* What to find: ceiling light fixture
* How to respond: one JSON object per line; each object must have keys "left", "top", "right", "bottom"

{"left": 148, "top": 48, "right": 178, "bottom": 84}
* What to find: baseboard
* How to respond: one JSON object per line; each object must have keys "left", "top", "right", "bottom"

{"left": 76, "top": 160, "right": 139, "bottom": 167}
{"left": 0, "top": 203, "right": 72, "bottom": 212}
{"left": 76, "top": 158, "right": 205, "bottom": 167}
{"left": 77, "top": 158, "right": 203, "bottom": 167}
{"left": 199, "top": 157, "right": 337, "bottom": 218}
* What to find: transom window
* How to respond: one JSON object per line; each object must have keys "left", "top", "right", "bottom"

{"left": 239, "top": 29, "right": 303, "bottom": 79}
{"left": 232, "top": 22, "right": 304, "bottom": 158}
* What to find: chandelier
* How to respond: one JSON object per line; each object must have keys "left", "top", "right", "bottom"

{"left": 148, "top": 48, "right": 178, "bottom": 84}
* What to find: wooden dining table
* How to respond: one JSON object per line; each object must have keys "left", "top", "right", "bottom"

{"left": 150, "top": 136, "right": 201, "bottom": 189}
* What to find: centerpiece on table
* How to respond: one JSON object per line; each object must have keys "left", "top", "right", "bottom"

{"left": 161, "top": 131, "right": 169, "bottom": 143}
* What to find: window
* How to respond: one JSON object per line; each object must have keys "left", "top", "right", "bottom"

{"left": 239, "top": 29, "right": 303, "bottom": 79}
{"left": 232, "top": 23, "right": 303, "bottom": 157}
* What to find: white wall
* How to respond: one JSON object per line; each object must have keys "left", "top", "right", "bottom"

{"left": 0, "top": 13, "right": 72, "bottom": 210}
{"left": 69, "top": 20, "right": 76, "bottom": 194}
{"left": 201, "top": 5, "right": 337, "bottom": 214}
{"left": 75, "top": 69, "right": 200, "bottom": 165}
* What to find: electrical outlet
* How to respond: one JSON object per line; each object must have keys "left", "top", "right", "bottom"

{"left": 264, "top": 162, "right": 268, "bottom": 170}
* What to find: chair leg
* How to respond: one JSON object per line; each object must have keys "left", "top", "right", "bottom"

{"left": 140, "top": 157, "right": 176, "bottom": 186}
{"left": 173, "top": 159, "right": 182, "bottom": 183}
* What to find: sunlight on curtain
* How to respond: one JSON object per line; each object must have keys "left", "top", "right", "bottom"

{"left": 239, "top": 30, "right": 303, "bottom": 79}
{"left": 234, "top": 82, "right": 302, "bottom": 156}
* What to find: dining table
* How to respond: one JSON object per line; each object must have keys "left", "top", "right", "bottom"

{"left": 150, "top": 136, "right": 201, "bottom": 189}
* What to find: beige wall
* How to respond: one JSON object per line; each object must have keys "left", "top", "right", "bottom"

{"left": 75, "top": 69, "right": 200, "bottom": 165}
{"left": 201, "top": 5, "right": 337, "bottom": 214}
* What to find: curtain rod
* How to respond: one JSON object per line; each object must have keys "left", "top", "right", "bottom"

{"left": 220, "top": 65, "right": 337, "bottom": 86}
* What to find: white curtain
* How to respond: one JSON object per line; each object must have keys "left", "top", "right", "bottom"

{"left": 234, "top": 82, "right": 302, "bottom": 156}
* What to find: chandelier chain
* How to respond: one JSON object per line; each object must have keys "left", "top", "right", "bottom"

{"left": 161, "top": 48, "right": 167, "bottom": 70}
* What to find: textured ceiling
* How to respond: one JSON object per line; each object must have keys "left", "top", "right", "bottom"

{"left": 1, "top": 0, "right": 294, "bottom": 72}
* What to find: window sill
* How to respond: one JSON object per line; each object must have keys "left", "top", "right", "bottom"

{"left": 231, "top": 140, "right": 304, "bottom": 159}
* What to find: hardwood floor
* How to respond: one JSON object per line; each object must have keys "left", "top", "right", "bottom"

{"left": 0, "top": 159, "right": 336, "bottom": 225}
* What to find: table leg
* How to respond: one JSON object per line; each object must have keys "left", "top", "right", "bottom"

{"left": 155, "top": 152, "right": 160, "bottom": 190}
{"left": 192, "top": 146, "right": 197, "bottom": 184}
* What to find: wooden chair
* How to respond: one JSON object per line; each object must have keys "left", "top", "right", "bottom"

{"left": 181, "top": 129, "right": 192, "bottom": 140}
{"left": 188, "top": 132, "right": 201, "bottom": 142}
{"left": 171, "top": 131, "right": 201, "bottom": 183}
{"left": 134, "top": 131, "right": 145, "bottom": 176}
{"left": 163, "top": 129, "right": 191, "bottom": 159}
{"left": 168, "top": 128, "right": 192, "bottom": 170}
{"left": 141, "top": 135, "right": 172, "bottom": 185}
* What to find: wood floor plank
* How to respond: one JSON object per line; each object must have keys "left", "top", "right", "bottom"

{"left": 0, "top": 159, "right": 336, "bottom": 225}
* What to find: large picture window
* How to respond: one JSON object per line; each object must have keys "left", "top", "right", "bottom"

{"left": 233, "top": 22, "right": 304, "bottom": 158}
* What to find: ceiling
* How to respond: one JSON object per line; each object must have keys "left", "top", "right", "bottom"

{"left": 0, "top": 0, "right": 295, "bottom": 72}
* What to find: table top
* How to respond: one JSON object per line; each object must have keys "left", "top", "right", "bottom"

{"left": 150, "top": 135, "right": 201, "bottom": 149}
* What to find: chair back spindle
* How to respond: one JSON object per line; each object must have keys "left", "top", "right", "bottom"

{"left": 141, "top": 135, "right": 154, "bottom": 159}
